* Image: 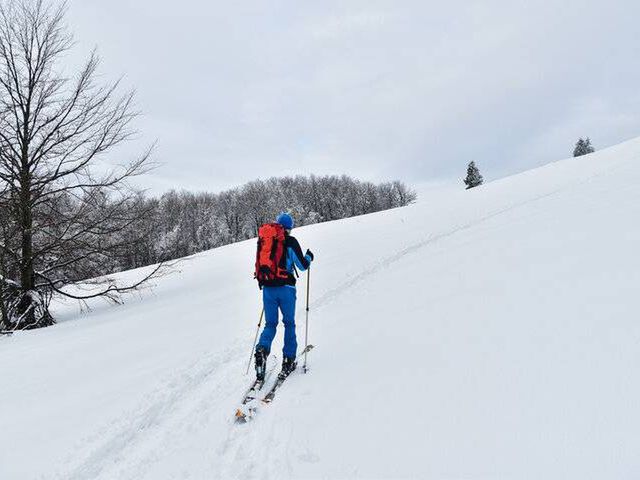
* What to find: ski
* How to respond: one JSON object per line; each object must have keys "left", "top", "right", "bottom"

{"left": 262, "top": 373, "right": 287, "bottom": 404}
{"left": 235, "top": 345, "right": 315, "bottom": 422}
{"left": 242, "top": 378, "right": 264, "bottom": 404}
{"left": 262, "top": 344, "right": 314, "bottom": 404}
{"left": 234, "top": 354, "right": 277, "bottom": 423}
{"left": 234, "top": 379, "right": 264, "bottom": 423}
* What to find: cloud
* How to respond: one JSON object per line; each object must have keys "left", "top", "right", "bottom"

{"left": 66, "top": 0, "right": 640, "bottom": 193}
{"left": 310, "top": 10, "right": 388, "bottom": 39}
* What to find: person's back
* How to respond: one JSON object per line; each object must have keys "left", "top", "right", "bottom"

{"left": 254, "top": 213, "right": 314, "bottom": 380}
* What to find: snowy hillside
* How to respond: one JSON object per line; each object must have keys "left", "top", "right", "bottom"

{"left": 2, "top": 138, "right": 640, "bottom": 479}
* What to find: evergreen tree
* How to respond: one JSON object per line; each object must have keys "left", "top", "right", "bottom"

{"left": 573, "top": 137, "right": 595, "bottom": 157}
{"left": 464, "top": 162, "right": 484, "bottom": 189}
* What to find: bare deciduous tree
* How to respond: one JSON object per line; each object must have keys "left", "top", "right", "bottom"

{"left": 0, "top": 0, "right": 156, "bottom": 330}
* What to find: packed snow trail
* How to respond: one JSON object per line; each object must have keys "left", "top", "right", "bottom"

{"left": 1, "top": 138, "right": 640, "bottom": 479}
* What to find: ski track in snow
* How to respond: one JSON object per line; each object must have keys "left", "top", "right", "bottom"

{"left": 55, "top": 343, "right": 245, "bottom": 480}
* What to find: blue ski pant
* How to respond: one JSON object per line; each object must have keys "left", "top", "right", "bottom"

{"left": 257, "top": 286, "right": 297, "bottom": 359}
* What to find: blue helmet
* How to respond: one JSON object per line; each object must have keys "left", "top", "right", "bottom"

{"left": 276, "top": 212, "right": 294, "bottom": 230}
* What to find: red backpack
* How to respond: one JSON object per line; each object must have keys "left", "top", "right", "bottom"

{"left": 255, "top": 223, "right": 289, "bottom": 287}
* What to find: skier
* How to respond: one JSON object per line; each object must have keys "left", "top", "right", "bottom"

{"left": 254, "top": 212, "right": 313, "bottom": 381}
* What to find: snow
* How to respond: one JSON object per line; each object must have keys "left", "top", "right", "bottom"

{"left": 2, "top": 138, "right": 640, "bottom": 479}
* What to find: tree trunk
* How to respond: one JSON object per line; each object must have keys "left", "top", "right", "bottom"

{"left": 17, "top": 139, "right": 36, "bottom": 324}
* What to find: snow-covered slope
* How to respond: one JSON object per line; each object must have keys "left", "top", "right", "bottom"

{"left": 2, "top": 138, "right": 640, "bottom": 479}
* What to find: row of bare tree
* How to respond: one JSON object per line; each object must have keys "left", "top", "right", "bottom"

{"left": 117, "top": 176, "right": 416, "bottom": 270}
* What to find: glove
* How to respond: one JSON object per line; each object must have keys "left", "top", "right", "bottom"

{"left": 305, "top": 249, "right": 314, "bottom": 261}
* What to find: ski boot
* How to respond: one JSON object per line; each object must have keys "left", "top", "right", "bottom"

{"left": 255, "top": 346, "right": 268, "bottom": 381}
{"left": 280, "top": 356, "right": 297, "bottom": 378}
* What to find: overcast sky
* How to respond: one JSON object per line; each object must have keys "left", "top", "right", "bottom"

{"left": 65, "top": 0, "right": 640, "bottom": 194}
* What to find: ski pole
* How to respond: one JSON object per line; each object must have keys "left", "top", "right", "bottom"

{"left": 245, "top": 309, "right": 264, "bottom": 375}
{"left": 303, "top": 266, "right": 311, "bottom": 373}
